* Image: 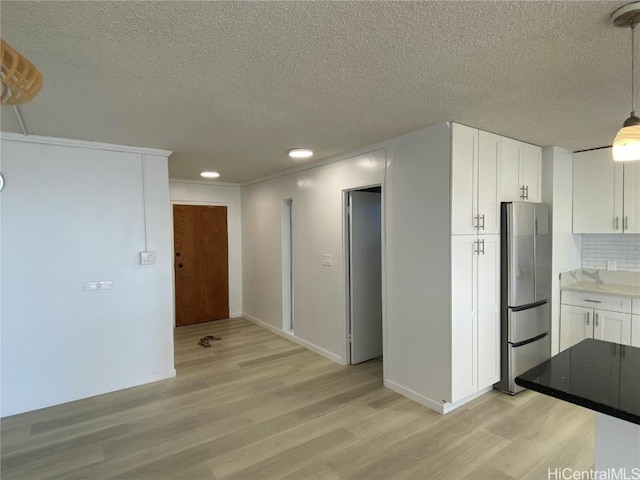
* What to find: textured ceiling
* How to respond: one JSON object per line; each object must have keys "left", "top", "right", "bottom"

{"left": 0, "top": 1, "right": 635, "bottom": 183}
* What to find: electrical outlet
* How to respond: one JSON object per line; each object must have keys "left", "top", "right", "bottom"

{"left": 98, "top": 281, "right": 113, "bottom": 290}
{"left": 607, "top": 261, "right": 617, "bottom": 271}
{"left": 322, "top": 254, "right": 332, "bottom": 266}
{"left": 83, "top": 281, "right": 98, "bottom": 291}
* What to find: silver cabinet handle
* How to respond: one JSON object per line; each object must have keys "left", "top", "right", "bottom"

{"left": 586, "top": 312, "right": 590, "bottom": 326}
{"left": 480, "top": 238, "right": 485, "bottom": 255}
{"left": 624, "top": 216, "right": 628, "bottom": 231}
{"left": 615, "top": 216, "right": 620, "bottom": 230}
{"left": 519, "top": 185, "right": 526, "bottom": 199}
{"left": 595, "top": 313, "right": 599, "bottom": 328}
{"left": 584, "top": 299, "right": 601, "bottom": 303}
{"left": 473, "top": 215, "right": 478, "bottom": 229}
{"left": 524, "top": 185, "right": 529, "bottom": 200}
{"left": 480, "top": 214, "right": 485, "bottom": 230}
{"left": 473, "top": 240, "right": 479, "bottom": 254}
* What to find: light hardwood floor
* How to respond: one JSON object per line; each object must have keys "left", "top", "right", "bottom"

{"left": 1, "top": 318, "right": 594, "bottom": 480}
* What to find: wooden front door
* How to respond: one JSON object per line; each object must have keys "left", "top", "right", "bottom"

{"left": 173, "top": 205, "right": 229, "bottom": 326}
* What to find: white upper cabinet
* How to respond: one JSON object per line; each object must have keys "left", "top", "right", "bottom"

{"left": 477, "top": 132, "right": 502, "bottom": 234}
{"left": 451, "top": 124, "right": 501, "bottom": 235}
{"left": 573, "top": 147, "right": 637, "bottom": 233}
{"left": 451, "top": 124, "right": 478, "bottom": 235}
{"left": 501, "top": 137, "right": 541, "bottom": 203}
{"left": 623, "top": 161, "right": 640, "bottom": 233}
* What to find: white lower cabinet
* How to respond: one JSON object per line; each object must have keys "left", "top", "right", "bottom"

{"left": 451, "top": 234, "right": 500, "bottom": 402}
{"left": 632, "top": 315, "right": 640, "bottom": 348}
{"left": 560, "top": 295, "right": 633, "bottom": 352}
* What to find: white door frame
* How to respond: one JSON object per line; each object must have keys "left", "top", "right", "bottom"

{"left": 342, "top": 183, "right": 385, "bottom": 366}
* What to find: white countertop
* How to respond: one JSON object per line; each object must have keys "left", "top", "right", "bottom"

{"left": 560, "top": 281, "right": 640, "bottom": 299}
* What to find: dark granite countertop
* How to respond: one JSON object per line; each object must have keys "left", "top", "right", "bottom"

{"left": 515, "top": 339, "right": 640, "bottom": 425}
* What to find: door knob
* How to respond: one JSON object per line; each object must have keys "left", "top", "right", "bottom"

{"left": 178, "top": 263, "right": 184, "bottom": 268}
{"left": 176, "top": 252, "right": 181, "bottom": 257}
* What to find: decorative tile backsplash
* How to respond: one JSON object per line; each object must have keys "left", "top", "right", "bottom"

{"left": 581, "top": 234, "right": 640, "bottom": 272}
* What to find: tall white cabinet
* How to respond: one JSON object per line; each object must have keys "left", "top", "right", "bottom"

{"left": 450, "top": 124, "right": 501, "bottom": 402}
{"left": 385, "top": 122, "right": 541, "bottom": 414}
{"left": 573, "top": 147, "right": 640, "bottom": 233}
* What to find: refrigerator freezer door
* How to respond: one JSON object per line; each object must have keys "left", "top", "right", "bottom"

{"left": 507, "top": 332, "right": 551, "bottom": 394}
{"left": 534, "top": 204, "right": 551, "bottom": 302}
{"left": 507, "top": 202, "right": 535, "bottom": 307}
{"left": 508, "top": 302, "right": 550, "bottom": 344}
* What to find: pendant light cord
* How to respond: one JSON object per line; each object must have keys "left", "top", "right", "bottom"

{"left": 632, "top": 22, "right": 636, "bottom": 115}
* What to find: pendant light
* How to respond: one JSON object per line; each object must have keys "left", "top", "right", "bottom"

{"left": 611, "top": 2, "right": 640, "bottom": 161}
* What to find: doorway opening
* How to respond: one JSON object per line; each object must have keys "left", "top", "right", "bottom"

{"left": 282, "top": 198, "right": 294, "bottom": 334}
{"left": 345, "top": 186, "right": 383, "bottom": 365}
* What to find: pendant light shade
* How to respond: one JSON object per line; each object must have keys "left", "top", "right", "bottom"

{"left": 611, "top": 2, "right": 640, "bottom": 161}
{"left": 612, "top": 114, "right": 640, "bottom": 161}
{"left": 0, "top": 38, "right": 43, "bottom": 105}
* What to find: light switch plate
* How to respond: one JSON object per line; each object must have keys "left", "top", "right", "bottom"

{"left": 83, "top": 281, "right": 99, "bottom": 291}
{"left": 140, "top": 251, "right": 157, "bottom": 265}
{"left": 322, "top": 254, "right": 332, "bottom": 266}
{"left": 607, "top": 260, "right": 617, "bottom": 271}
{"left": 98, "top": 281, "right": 113, "bottom": 290}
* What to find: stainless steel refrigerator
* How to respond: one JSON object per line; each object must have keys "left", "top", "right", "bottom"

{"left": 495, "top": 202, "right": 551, "bottom": 394}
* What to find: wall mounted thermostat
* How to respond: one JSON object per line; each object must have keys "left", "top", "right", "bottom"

{"left": 140, "top": 251, "right": 157, "bottom": 265}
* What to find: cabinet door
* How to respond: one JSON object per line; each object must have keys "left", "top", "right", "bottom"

{"left": 451, "top": 124, "right": 478, "bottom": 235}
{"left": 500, "top": 137, "right": 520, "bottom": 201}
{"left": 519, "top": 143, "right": 541, "bottom": 202}
{"left": 478, "top": 132, "right": 501, "bottom": 234}
{"left": 560, "top": 304, "right": 593, "bottom": 352}
{"left": 594, "top": 309, "right": 632, "bottom": 346}
{"left": 451, "top": 235, "right": 477, "bottom": 401}
{"left": 632, "top": 315, "right": 640, "bottom": 348}
{"left": 623, "top": 162, "right": 640, "bottom": 233}
{"left": 477, "top": 234, "right": 500, "bottom": 388}
{"left": 573, "top": 149, "right": 623, "bottom": 233}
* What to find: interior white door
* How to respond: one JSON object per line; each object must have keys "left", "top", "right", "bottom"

{"left": 594, "top": 309, "right": 632, "bottom": 346}
{"left": 349, "top": 190, "right": 382, "bottom": 364}
{"left": 560, "top": 304, "right": 593, "bottom": 352}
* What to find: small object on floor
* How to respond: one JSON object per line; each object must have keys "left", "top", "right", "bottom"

{"left": 204, "top": 335, "right": 221, "bottom": 341}
{"left": 198, "top": 338, "right": 211, "bottom": 348}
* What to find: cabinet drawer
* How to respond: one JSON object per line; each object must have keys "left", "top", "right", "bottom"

{"left": 561, "top": 291, "right": 631, "bottom": 313}
{"left": 633, "top": 299, "right": 640, "bottom": 315}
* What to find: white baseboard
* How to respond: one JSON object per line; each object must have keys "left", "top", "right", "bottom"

{"left": 384, "top": 379, "right": 447, "bottom": 413}
{"left": 442, "top": 386, "right": 493, "bottom": 414}
{"left": 384, "top": 380, "right": 493, "bottom": 415}
{"left": 1, "top": 368, "right": 176, "bottom": 418}
{"left": 229, "top": 312, "right": 243, "bottom": 319}
{"left": 243, "top": 313, "right": 346, "bottom": 365}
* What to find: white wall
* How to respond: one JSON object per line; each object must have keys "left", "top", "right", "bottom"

{"left": 242, "top": 150, "right": 386, "bottom": 364}
{"left": 169, "top": 181, "right": 243, "bottom": 317}
{"left": 383, "top": 125, "right": 453, "bottom": 409}
{"left": 541, "top": 146, "right": 582, "bottom": 355}
{"left": 0, "top": 134, "right": 175, "bottom": 417}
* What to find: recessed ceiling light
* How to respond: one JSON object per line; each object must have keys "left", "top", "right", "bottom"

{"left": 200, "top": 171, "right": 220, "bottom": 179}
{"left": 288, "top": 148, "right": 314, "bottom": 159}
